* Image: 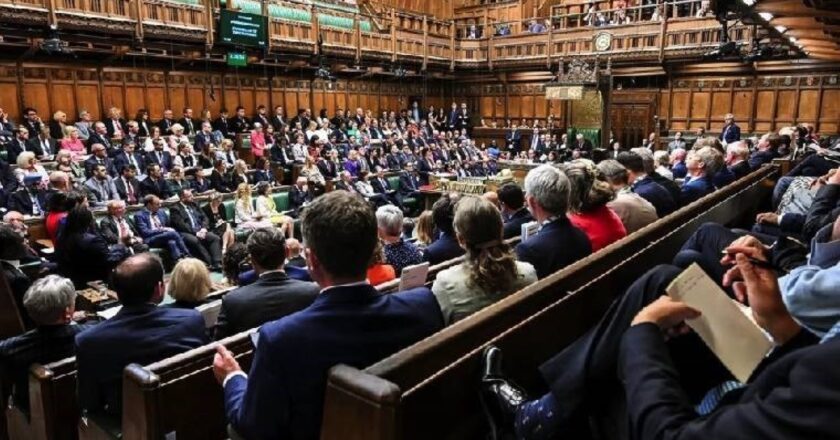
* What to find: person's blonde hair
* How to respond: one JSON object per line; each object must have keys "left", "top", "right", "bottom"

{"left": 17, "top": 151, "right": 36, "bottom": 168}
{"left": 414, "top": 210, "right": 435, "bottom": 245}
{"left": 220, "top": 139, "right": 234, "bottom": 150}
{"left": 453, "top": 196, "right": 517, "bottom": 295}
{"left": 63, "top": 125, "right": 77, "bottom": 139}
{"left": 235, "top": 182, "right": 252, "bottom": 200}
{"left": 563, "top": 159, "right": 615, "bottom": 212}
{"left": 167, "top": 258, "right": 212, "bottom": 304}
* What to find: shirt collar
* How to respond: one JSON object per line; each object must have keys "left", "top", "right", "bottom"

{"left": 259, "top": 269, "right": 286, "bottom": 278}
{"left": 320, "top": 280, "right": 370, "bottom": 295}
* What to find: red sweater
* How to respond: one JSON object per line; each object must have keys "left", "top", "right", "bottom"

{"left": 569, "top": 205, "right": 627, "bottom": 252}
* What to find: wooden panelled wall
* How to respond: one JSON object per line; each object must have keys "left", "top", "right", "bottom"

{"left": 373, "top": 0, "right": 454, "bottom": 19}
{"left": 0, "top": 64, "right": 447, "bottom": 122}
{"left": 661, "top": 74, "right": 840, "bottom": 134}
{"left": 454, "top": 72, "right": 840, "bottom": 135}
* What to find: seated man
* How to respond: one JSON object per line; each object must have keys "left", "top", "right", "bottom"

{"left": 597, "top": 159, "right": 658, "bottom": 234}
{"left": 398, "top": 163, "right": 422, "bottom": 200}
{"left": 139, "top": 164, "right": 172, "bottom": 199}
{"left": 75, "top": 253, "right": 208, "bottom": 419}
{"left": 8, "top": 175, "right": 47, "bottom": 217}
{"left": 213, "top": 227, "right": 319, "bottom": 340}
{"left": 98, "top": 200, "right": 148, "bottom": 254}
{"left": 212, "top": 191, "right": 444, "bottom": 439}
{"left": 134, "top": 195, "right": 191, "bottom": 261}
{"left": 726, "top": 141, "right": 752, "bottom": 180}
{"left": 423, "top": 194, "right": 466, "bottom": 265}
{"left": 0, "top": 275, "right": 93, "bottom": 414}
{"left": 169, "top": 188, "right": 223, "bottom": 271}
{"left": 289, "top": 177, "right": 312, "bottom": 216}
{"left": 514, "top": 165, "right": 591, "bottom": 279}
{"left": 749, "top": 133, "right": 781, "bottom": 170}
{"left": 370, "top": 167, "right": 404, "bottom": 210}
{"left": 481, "top": 220, "right": 840, "bottom": 438}
{"left": 619, "top": 151, "right": 677, "bottom": 218}
{"left": 83, "top": 163, "right": 119, "bottom": 206}
{"left": 680, "top": 146, "right": 720, "bottom": 206}
{"left": 753, "top": 171, "right": 832, "bottom": 238}
{"left": 498, "top": 182, "right": 535, "bottom": 239}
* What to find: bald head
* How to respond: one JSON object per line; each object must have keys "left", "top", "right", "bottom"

{"left": 110, "top": 253, "right": 165, "bottom": 306}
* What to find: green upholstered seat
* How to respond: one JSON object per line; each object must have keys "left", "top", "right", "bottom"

{"left": 272, "top": 192, "right": 290, "bottom": 212}
{"left": 223, "top": 200, "right": 236, "bottom": 226}
{"left": 567, "top": 127, "right": 601, "bottom": 148}
{"left": 387, "top": 175, "right": 418, "bottom": 210}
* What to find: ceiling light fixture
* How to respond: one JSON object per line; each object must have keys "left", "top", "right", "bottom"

{"left": 788, "top": 36, "right": 797, "bottom": 43}
{"left": 774, "top": 25, "right": 787, "bottom": 33}
{"left": 758, "top": 12, "right": 774, "bottom": 21}
{"left": 741, "top": 0, "right": 756, "bottom": 5}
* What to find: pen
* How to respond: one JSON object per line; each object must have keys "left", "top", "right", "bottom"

{"left": 721, "top": 250, "right": 782, "bottom": 272}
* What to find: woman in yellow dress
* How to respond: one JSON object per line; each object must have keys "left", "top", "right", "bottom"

{"left": 254, "top": 182, "right": 294, "bottom": 238}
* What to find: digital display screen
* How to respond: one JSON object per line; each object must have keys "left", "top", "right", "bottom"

{"left": 219, "top": 10, "right": 267, "bottom": 48}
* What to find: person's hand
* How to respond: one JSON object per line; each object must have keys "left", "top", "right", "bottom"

{"left": 213, "top": 345, "right": 242, "bottom": 385}
{"left": 755, "top": 212, "right": 779, "bottom": 226}
{"left": 829, "top": 168, "right": 840, "bottom": 185}
{"left": 631, "top": 296, "right": 701, "bottom": 331}
{"left": 731, "top": 253, "right": 800, "bottom": 344}
{"left": 720, "top": 234, "right": 769, "bottom": 266}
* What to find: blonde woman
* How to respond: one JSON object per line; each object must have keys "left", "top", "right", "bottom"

{"left": 432, "top": 196, "right": 537, "bottom": 325}
{"left": 168, "top": 123, "right": 189, "bottom": 153}
{"left": 49, "top": 110, "right": 68, "bottom": 140}
{"left": 413, "top": 210, "right": 435, "bottom": 248}
{"left": 59, "top": 125, "right": 86, "bottom": 157}
{"left": 14, "top": 152, "right": 49, "bottom": 186}
{"left": 165, "top": 258, "right": 213, "bottom": 309}
{"left": 55, "top": 149, "right": 84, "bottom": 179}
{"left": 254, "top": 182, "right": 293, "bottom": 238}
{"left": 233, "top": 182, "right": 272, "bottom": 231}
{"left": 300, "top": 155, "right": 325, "bottom": 187}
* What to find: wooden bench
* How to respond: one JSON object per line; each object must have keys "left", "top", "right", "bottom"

{"left": 5, "top": 357, "right": 78, "bottom": 440}
{"left": 319, "top": 164, "right": 779, "bottom": 440}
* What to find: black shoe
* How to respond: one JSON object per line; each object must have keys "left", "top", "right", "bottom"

{"left": 480, "top": 346, "right": 528, "bottom": 440}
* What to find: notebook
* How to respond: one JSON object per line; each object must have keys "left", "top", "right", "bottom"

{"left": 666, "top": 263, "right": 774, "bottom": 383}
{"left": 399, "top": 262, "right": 430, "bottom": 291}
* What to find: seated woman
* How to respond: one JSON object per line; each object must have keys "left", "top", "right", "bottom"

{"left": 173, "top": 142, "right": 197, "bottom": 169}
{"left": 143, "top": 126, "right": 164, "bottom": 152}
{"left": 165, "top": 258, "right": 213, "bottom": 309}
{"left": 299, "top": 155, "right": 325, "bottom": 194}
{"left": 201, "top": 192, "right": 236, "bottom": 253}
{"left": 59, "top": 126, "right": 86, "bottom": 158}
{"left": 376, "top": 205, "right": 423, "bottom": 275}
{"left": 14, "top": 152, "right": 49, "bottom": 186}
{"left": 367, "top": 242, "right": 396, "bottom": 286}
{"left": 45, "top": 191, "right": 87, "bottom": 244}
{"left": 432, "top": 196, "right": 537, "bottom": 325}
{"left": 251, "top": 158, "right": 275, "bottom": 185}
{"left": 254, "top": 182, "right": 293, "bottom": 238}
{"left": 168, "top": 166, "right": 191, "bottom": 195}
{"left": 230, "top": 159, "right": 250, "bottom": 188}
{"left": 413, "top": 210, "right": 435, "bottom": 249}
{"left": 55, "top": 205, "right": 131, "bottom": 288}
{"left": 55, "top": 149, "right": 85, "bottom": 180}
{"left": 233, "top": 183, "right": 273, "bottom": 231}
{"left": 167, "top": 124, "right": 190, "bottom": 154}
{"left": 565, "top": 159, "right": 627, "bottom": 251}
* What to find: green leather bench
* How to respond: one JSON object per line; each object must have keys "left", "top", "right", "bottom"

{"left": 387, "top": 175, "right": 418, "bottom": 214}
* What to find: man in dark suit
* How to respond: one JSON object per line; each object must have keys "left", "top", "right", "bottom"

{"left": 370, "top": 167, "right": 404, "bottom": 210}
{"left": 505, "top": 123, "right": 522, "bottom": 152}
{"left": 169, "top": 189, "right": 223, "bottom": 271}
{"left": 8, "top": 176, "right": 47, "bottom": 217}
{"left": 75, "top": 253, "right": 208, "bottom": 419}
{"left": 423, "top": 195, "right": 465, "bottom": 265}
{"left": 212, "top": 191, "right": 444, "bottom": 439}
{"left": 270, "top": 106, "right": 286, "bottom": 132}
{"left": 447, "top": 102, "right": 459, "bottom": 131}
{"left": 104, "top": 108, "right": 127, "bottom": 140}
{"left": 84, "top": 144, "right": 117, "bottom": 179}
{"left": 157, "top": 109, "right": 175, "bottom": 135}
{"left": 99, "top": 200, "right": 148, "bottom": 253}
{"left": 194, "top": 121, "right": 215, "bottom": 153}
{"left": 748, "top": 133, "right": 781, "bottom": 170}
{"left": 498, "top": 183, "right": 534, "bottom": 239}
{"left": 209, "top": 160, "right": 232, "bottom": 193}
{"left": 619, "top": 151, "right": 678, "bottom": 218}
{"left": 114, "top": 165, "right": 141, "bottom": 205}
{"left": 398, "top": 164, "right": 421, "bottom": 199}
{"left": 139, "top": 164, "right": 172, "bottom": 199}
{"left": 316, "top": 153, "right": 338, "bottom": 180}
{"left": 727, "top": 143, "right": 752, "bottom": 181}
{"left": 7, "top": 127, "right": 41, "bottom": 164}
{"left": 113, "top": 142, "right": 145, "bottom": 178}
{"left": 515, "top": 165, "right": 592, "bottom": 279}
{"left": 177, "top": 107, "right": 197, "bottom": 136}
{"left": 719, "top": 113, "right": 741, "bottom": 144}
{"left": 289, "top": 177, "right": 312, "bottom": 216}
{"left": 0, "top": 275, "right": 94, "bottom": 413}
{"left": 252, "top": 105, "right": 270, "bottom": 129}
{"left": 144, "top": 140, "right": 173, "bottom": 173}
{"left": 572, "top": 133, "right": 593, "bottom": 158}
{"left": 134, "top": 195, "right": 191, "bottom": 260}
{"left": 213, "top": 227, "right": 318, "bottom": 340}
{"left": 481, "top": 237, "right": 839, "bottom": 439}
{"left": 27, "top": 126, "right": 56, "bottom": 159}
{"left": 231, "top": 107, "right": 250, "bottom": 134}
{"left": 213, "top": 108, "right": 233, "bottom": 139}
{"left": 20, "top": 108, "right": 41, "bottom": 138}
{"left": 87, "top": 122, "right": 115, "bottom": 156}
{"left": 680, "top": 147, "right": 718, "bottom": 206}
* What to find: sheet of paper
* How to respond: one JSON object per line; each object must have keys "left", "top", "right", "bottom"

{"left": 666, "top": 263, "right": 773, "bottom": 383}
{"left": 399, "top": 262, "right": 430, "bottom": 291}
{"left": 97, "top": 305, "right": 122, "bottom": 320}
{"left": 520, "top": 221, "right": 539, "bottom": 242}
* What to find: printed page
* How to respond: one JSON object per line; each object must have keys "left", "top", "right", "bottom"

{"left": 399, "top": 262, "right": 430, "bottom": 291}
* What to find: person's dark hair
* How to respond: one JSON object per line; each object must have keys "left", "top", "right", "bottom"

{"left": 432, "top": 194, "right": 457, "bottom": 236}
{"left": 301, "top": 191, "right": 377, "bottom": 279}
{"left": 246, "top": 227, "right": 286, "bottom": 270}
{"left": 0, "top": 224, "right": 27, "bottom": 260}
{"left": 616, "top": 152, "right": 645, "bottom": 174}
{"left": 256, "top": 181, "right": 270, "bottom": 196}
{"left": 61, "top": 205, "right": 95, "bottom": 239}
{"left": 497, "top": 183, "right": 525, "bottom": 210}
{"left": 46, "top": 191, "right": 68, "bottom": 213}
{"left": 766, "top": 133, "right": 781, "bottom": 151}
{"left": 178, "top": 187, "right": 192, "bottom": 199}
{"left": 453, "top": 196, "right": 517, "bottom": 295}
{"left": 402, "top": 217, "right": 416, "bottom": 238}
{"left": 110, "top": 253, "right": 164, "bottom": 306}
{"left": 121, "top": 164, "right": 137, "bottom": 175}
{"left": 222, "top": 242, "right": 249, "bottom": 285}
{"left": 143, "top": 194, "right": 157, "bottom": 207}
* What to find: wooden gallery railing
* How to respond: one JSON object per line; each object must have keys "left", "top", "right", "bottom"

{"left": 319, "top": 164, "right": 779, "bottom": 440}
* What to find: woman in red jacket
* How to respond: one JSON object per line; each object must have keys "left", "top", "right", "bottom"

{"left": 565, "top": 160, "right": 627, "bottom": 252}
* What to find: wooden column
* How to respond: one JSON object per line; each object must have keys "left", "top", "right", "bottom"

{"left": 449, "top": 19, "right": 455, "bottom": 71}
{"left": 600, "top": 70, "right": 612, "bottom": 149}
{"left": 422, "top": 15, "right": 428, "bottom": 71}
{"left": 658, "top": 1, "right": 667, "bottom": 62}
{"left": 312, "top": 5, "right": 319, "bottom": 55}
{"left": 46, "top": 0, "right": 57, "bottom": 27}
{"left": 390, "top": 8, "right": 397, "bottom": 62}
{"left": 355, "top": 13, "right": 362, "bottom": 64}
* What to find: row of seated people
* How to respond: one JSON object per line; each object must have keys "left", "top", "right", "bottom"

{"left": 0, "top": 129, "right": 777, "bottom": 438}
{"left": 477, "top": 147, "right": 840, "bottom": 439}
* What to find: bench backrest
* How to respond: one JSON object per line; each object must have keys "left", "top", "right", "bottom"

{"left": 320, "top": 164, "right": 778, "bottom": 440}
{"left": 120, "top": 330, "right": 256, "bottom": 440}
{"left": 5, "top": 357, "right": 79, "bottom": 440}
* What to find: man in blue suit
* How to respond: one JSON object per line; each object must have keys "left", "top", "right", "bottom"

{"left": 680, "top": 146, "right": 720, "bottom": 206}
{"left": 619, "top": 152, "right": 678, "bottom": 219}
{"left": 213, "top": 191, "right": 444, "bottom": 440}
{"left": 423, "top": 194, "right": 465, "bottom": 265}
{"left": 134, "top": 194, "right": 191, "bottom": 260}
{"left": 748, "top": 132, "right": 781, "bottom": 170}
{"left": 719, "top": 113, "right": 741, "bottom": 144}
{"left": 515, "top": 165, "right": 591, "bottom": 279}
{"left": 75, "top": 253, "right": 208, "bottom": 419}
